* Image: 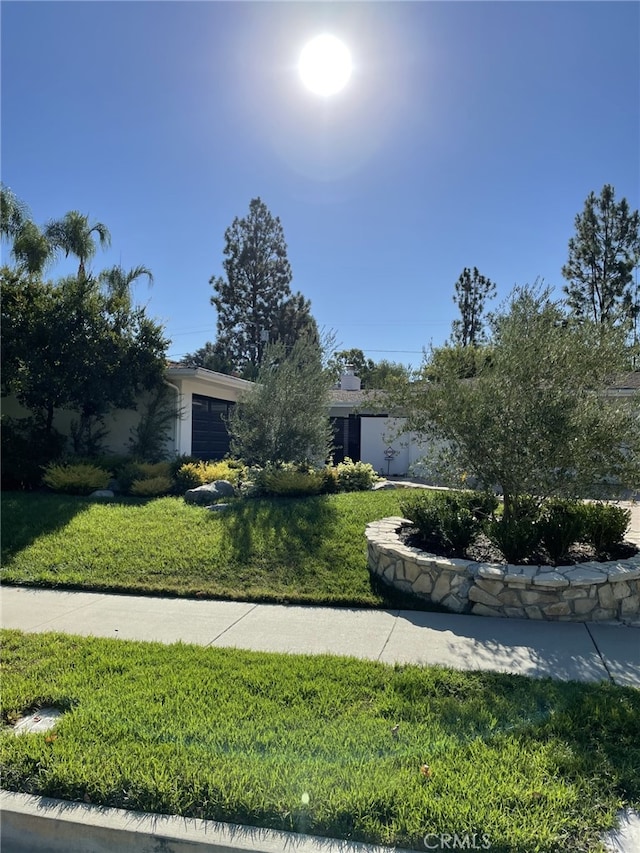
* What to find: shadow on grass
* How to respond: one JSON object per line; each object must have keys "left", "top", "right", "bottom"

{"left": 214, "top": 495, "right": 339, "bottom": 565}
{"left": 0, "top": 492, "right": 94, "bottom": 563}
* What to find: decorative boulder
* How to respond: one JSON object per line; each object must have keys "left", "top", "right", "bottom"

{"left": 212, "top": 479, "right": 236, "bottom": 497}
{"left": 89, "top": 490, "right": 115, "bottom": 499}
{"left": 184, "top": 483, "right": 222, "bottom": 505}
{"left": 184, "top": 480, "right": 236, "bottom": 505}
{"left": 372, "top": 481, "right": 397, "bottom": 490}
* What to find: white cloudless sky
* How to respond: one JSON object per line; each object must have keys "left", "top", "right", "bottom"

{"left": 2, "top": 0, "right": 638, "bottom": 368}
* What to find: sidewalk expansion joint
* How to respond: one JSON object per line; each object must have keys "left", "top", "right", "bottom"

{"left": 584, "top": 623, "right": 614, "bottom": 684}
{"left": 376, "top": 609, "right": 401, "bottom": 662}
{"left": 206, "top": 603, "right": 259, "bottom": 646}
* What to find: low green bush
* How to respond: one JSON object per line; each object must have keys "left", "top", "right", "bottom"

{"left": 42, "top": 463, "right": 110, "bottom": 496}
{"left": 485, "top": 500, "right": 542, "bottom": 563}
{"left": 114, "top": 460, "right": 174, "bottom": 494}
{"left": 335, "top": 458, "right": 378, "bottom": 492}
{"left": 538, "top": 499, "right": 586, "bottom": 563}
{"left": 130, "top": 475, "right": 174, "bottom": 497}
{"left": 261, "top": 463, "right": 326, "bottom": 497}
{"left": 174, "top": 460, "right": 240, "bottom": 492}
{"left": 581, "top": 502, "right": 631, "bottom": 555}
{"left": 399, "top": 490, "right": 480, "bottom": 555}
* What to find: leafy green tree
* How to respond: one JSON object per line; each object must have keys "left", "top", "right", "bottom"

{"left": 400, "top": 284, "right": 639, "bottom": 523}
{"left": 181, "top": 341, "right": 236, "bottom": 374}
{"left": 227, "top": 336, "right": 334, "bottom": 466}
{"left": 367, "top": 359, "right": 410, "bottom": 389}
{"left": 210, "top": 198, "right": 317, "bottom": 377}
{"left": 450, "top": 267, "right": 496, "bottom": 347}
{"left": 45, "top": 210, "right": 111, "bottom": 279}
{"left": 1, "top": 267, "right": 169, "bottom": 450}
{"left": 328, "top": 348, "right": 409, "bottom": 388}
{"left": 562, "top": 184, "right": 640, "bottom": 326}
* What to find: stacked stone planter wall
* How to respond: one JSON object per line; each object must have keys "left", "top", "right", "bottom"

{"left": 366, "top": 517, "right": 640, "bottom": 623}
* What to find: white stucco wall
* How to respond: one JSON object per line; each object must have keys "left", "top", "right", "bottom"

{"left": 359, "top": 417, "right": 431, "bottom": 477}
{"left": 1, "top": 394, "right": 164, "bottom": 456}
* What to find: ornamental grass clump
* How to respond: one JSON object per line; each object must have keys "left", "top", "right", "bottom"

{"left": 42, "top": 463, "right": 110, "bottom": 496}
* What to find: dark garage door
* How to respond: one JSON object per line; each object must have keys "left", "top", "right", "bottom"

{"left": 191, "top": 394, "right": 235, "bottom": 460}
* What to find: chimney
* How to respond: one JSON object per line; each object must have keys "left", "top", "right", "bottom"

{"left": 339, "top": 364, "right": 361, "bottom": 391}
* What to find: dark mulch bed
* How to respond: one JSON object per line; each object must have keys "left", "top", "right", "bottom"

{"left": 400, "top": 527, "right": 638, "bottom": 567}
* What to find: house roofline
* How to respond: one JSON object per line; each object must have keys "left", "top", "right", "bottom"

{"left": 165, "top": 365, "right": 254, "bottom": 390}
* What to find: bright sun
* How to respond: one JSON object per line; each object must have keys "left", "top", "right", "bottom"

{"left": 298, "top": 34, "right": 352, "bottom": 97}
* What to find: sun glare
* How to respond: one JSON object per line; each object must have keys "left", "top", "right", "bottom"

{"left": 298, "top": 34, "right": 352, "bottom": 97}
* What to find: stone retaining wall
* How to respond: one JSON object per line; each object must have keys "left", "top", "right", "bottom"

{"left": 366, "top": 517, "right": 640, "bottom": 622}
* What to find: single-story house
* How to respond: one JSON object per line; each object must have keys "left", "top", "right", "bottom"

{"left": 163, "top": 363, "right": 425, "bottom": 476}
{"left": 4, "top": 365, "right": 637, "bottom": 479}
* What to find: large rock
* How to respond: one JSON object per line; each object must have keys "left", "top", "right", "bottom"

{"left": 184, "top": 480, "right": 236, "bottom": 505}
{"left": 212, "top": 479, "right": 236, "bottom": 497}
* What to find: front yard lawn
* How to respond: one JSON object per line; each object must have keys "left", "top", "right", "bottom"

{"left": 2, "top": 629, "right": 638, "bottom": 851}
{"left": 1, "top": 491, "right": 408, "bottom": 606}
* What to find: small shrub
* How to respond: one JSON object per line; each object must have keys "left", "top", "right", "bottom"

{"left": 43, "top": 463, "right": 110, "bottom": 496}
{"left": 581, "top": 502, "right": 631, "bottom": 554}
{"left": 335, "top": 458, "right": 378, "bottom": 492}
{"left": 485, "top": 509, "right": 542, "bottom": 563}
{"left": 539, "top": 499, "right": 585, "bottom": 563}
{"left": 321, "top": 466, "right": 339, "bottom": 494}
{"left": 399, "top": 490, "right": 479, "bottom": 555}
{"left": 174, "top": 460, "right": 240, "bottom": 492}
{"left": 115, "top": 460, "right": 174, "bottom": 494}
{"left": 262, "top": 463, "right": 326, "bottom": 497}
{"left": 130, "top": 475, "right": 173, "bottom": 497}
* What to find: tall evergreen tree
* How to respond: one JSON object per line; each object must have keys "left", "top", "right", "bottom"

{"left": 210, "top": 198, "right": 317, "bottom": 377}
{"left": 181, "top": 341, "right": 236, "bottom": 374}
{"left": 450, "top": 267, "right": 496, "bottom": 347}
{"left": 562, "top": 184, "right": 640, "bottom": 326}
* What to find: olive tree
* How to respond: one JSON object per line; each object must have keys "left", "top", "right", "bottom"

{"left": 402, "top": 284, "right": 639, "bottom": 523}
{"left": 227, "top": 336, "right": 333, "bottom": 466}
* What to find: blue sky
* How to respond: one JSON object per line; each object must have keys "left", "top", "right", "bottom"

{"left": 2, "top": 1, "right": 639, "bottom": 369}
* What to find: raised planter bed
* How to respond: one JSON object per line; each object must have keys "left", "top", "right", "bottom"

{"left": 366, "top": 516, "right": 640, "bottom": 622}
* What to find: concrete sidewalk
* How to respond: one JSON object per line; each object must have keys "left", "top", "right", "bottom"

{"left": 2, "top": 586, "right": 639, "bottom": 686}
{"left": 2, "top": 585, "right": 639, "bottom": 852}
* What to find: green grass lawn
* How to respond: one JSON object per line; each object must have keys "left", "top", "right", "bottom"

{"left": 2, "top": 630, "right": 638, "bottom": 852}
{"left": 1, "top": 490, "right": 412, "bottom": 606}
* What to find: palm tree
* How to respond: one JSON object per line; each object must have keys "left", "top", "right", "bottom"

{"left": 1, "top": 185, "right": 55, "bottom": 275}
{"left": 45, "top": 211, "right": 111, "bottom": 279}
{"left": 1, "top": 184, "right": 29, "bottom": 240}
{"left": 99, "top": 264, "right": 153, "bottom": 312}
{"left": 12, "top": 220, "right": 53, "bottom": 275}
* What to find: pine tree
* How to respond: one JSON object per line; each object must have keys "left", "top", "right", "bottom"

{"left": 210, "top": 198, "right": 317, "bottom": 377}
{"left": 450, "top": 267, "right": 496, "bottom": 347}
{"left": 562, "top": 184, "right": 640, "bottom": 326}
